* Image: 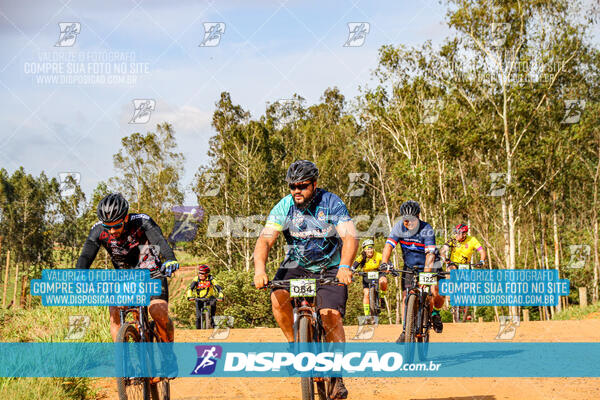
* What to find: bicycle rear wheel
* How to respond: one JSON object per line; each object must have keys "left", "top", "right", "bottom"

{"left": 404, "top": 294, "right": 418, "bottom": 363}
{"left": 116, "top": 323, "right": 150, "bottom": 400}
{"left": 369, "top": 286, "right": 379, "bottom": 317}
{"left": 298, "top": 316, "right": 314, "bottom": 400}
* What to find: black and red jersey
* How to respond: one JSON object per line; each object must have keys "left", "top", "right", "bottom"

{"left": 76, "top": 213, "right": 176, "bottom": 270}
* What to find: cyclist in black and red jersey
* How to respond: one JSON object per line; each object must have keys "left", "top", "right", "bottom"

{"left": 76, "top": 193, "right": 179, "bottom": 374}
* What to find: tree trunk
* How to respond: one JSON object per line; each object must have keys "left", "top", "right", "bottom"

{"left": 20, "top": 274, "right": 27, "bottom": 308}
{"left": 552, "top": 192, "right": 562, "bottom": 311}
{"left": 2, "top": 251, "right": 10, "bottom": 308}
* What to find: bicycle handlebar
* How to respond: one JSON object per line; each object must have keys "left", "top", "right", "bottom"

{"left": 252, "top": 277, "right": 344, "bottom": 290}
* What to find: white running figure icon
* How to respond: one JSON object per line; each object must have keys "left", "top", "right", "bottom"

{"left": 193, "top": 346, "right": 218, "bottom": 373}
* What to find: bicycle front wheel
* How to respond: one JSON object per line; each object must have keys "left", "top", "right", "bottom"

{"left": 369, "top": 286, "right": 379, "bottom": 316}
{"left": 404, "top": 294, "right": 418, "bottom": 363}
{"left": 298, "top": 316, "right": 315, "bottom": 400}
{"left": 116, "top": 323, "right": 150, "bottom": 400}
{"left": 418, "top": 301, "right": 430, "bottom": 361}
{"left": 204, "top": 308, "right": 213, "bottom": 329}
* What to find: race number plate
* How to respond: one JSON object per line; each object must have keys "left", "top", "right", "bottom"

{"left": 367, "top": 271, "right": 379, "bottom": 280}
{"left": 289, "top": 279, "right": 316, "bottom": 297}
{"left": 458, "top": 264, "right": 470, "bottom": 270}
{"left": 418, "top": 272, "right": 436, "bottom": 285}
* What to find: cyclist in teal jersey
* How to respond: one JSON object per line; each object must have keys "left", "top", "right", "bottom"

{"left": 254, "top": 160, "right": 358, "bottom": 399}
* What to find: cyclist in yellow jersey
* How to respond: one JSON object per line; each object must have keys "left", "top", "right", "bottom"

{"left": 187, "top": 265, "right": 224, "bottom": 329}
{"left": 441, "top": 224, "right": 487, "bottom": 266}
{"left": 352, "top": 239, "right": 388, "bottom": 316}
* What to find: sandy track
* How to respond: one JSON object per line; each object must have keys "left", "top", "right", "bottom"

{"left": 94, "top": 319, "right": 600, "bottom": 400}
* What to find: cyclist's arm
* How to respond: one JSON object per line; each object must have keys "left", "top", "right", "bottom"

{"left": 75, "top": 223, "right": 102, "bottom": 268}
{"left": 335, "top": 220, "right": 358, "bottom": 267}
{"left": 142, "top": 216, "right": 177, "bottom": 262}
{"left": 477, "top": 246, "right": 487, "bottom": 264}
{"left": 424, "top": 252, "right": 435, "bottom": 271}
{"left": 440, "top": 243, "right": 451, "bottom": 261}
{"left": 253, "top": 225, "right": 280, "bottom": 276}
{"left": 381, "top": 242, "right": 394, "bottom": 264}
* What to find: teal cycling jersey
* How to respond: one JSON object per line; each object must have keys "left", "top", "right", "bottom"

{"left": 265, "top": 188, "right": 352, "bottom": 273}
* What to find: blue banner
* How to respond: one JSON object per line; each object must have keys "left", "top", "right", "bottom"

{"left": 439, "top": 269, "right": 570, "bottom": 306}
{"left": 30, "top": 269, "right": 162, "bottom": 306}
{"left": 0, "top": 342, "right": 598, "bottom": 378}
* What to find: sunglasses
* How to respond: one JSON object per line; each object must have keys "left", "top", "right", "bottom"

{"left": 289, "top": 182, "right": 312, "bottom": 191}
{"left": 102, "top": 220, "right": 124, "bottom": 229}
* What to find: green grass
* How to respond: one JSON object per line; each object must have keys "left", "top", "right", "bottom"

{"left": 552, "top": 302, "right": 600, "bottom": 320}
{"left": 0, "top": 304, "right": 111, "bottom": 400}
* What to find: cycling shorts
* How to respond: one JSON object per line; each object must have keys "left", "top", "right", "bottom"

{"left": 150, "top": 277, "right": 169, "bottom": 302}
{"left": 273, "top": 259, "right": 348, "bottom": 317}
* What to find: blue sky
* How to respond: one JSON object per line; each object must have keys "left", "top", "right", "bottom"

{"left": 5, "top": 0, "right": 592, "bottom": 201}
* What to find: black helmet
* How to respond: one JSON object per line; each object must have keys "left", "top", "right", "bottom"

{"left": 399, "top": 200, "right": 420, "bottom": 217}
{"left": 97, "top": 193, "right": 129, "bottom": 223}
{"left": 285, "top": 160, "right": 319, "bottom": 184}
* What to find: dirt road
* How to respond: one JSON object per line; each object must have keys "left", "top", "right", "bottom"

{"left": 95, "top": 319, "right": 600, "bottom": 400}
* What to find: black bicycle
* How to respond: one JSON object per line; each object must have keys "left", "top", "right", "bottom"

{"left": 254, "top": 275, "right": 343, "bottom": 400}
{"left": 190, "top": 297, "right": 214, "bottom": 329}
{"left": 446, "top": 261, "right": 483, "bottom": 323}
{"left": 116, "top": 273, "right": 171, "bottom": 400}
{"left": 390, "top": 266, "right": 450, "bottom": 362}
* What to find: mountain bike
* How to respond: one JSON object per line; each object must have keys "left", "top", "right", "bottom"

{"left": 353, "top": 269, "right": 385, "bottom": 317}
{"left": 447, "top": 261, "right": 483, "bottom": 323}
{"left": 190, "top": 297, "right": 214, "bottom": 329}
{"left": 254, "top": 275, "right": 344, "bottom": 400}
{"left": 390, "top": 266, "right": 450, "bottom": 363}
{"left": 116, "top": 272, "right": 172, "bottom": 400}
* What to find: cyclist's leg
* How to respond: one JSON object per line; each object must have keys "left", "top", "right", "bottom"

{"left": 148, "top": 277, "right": 173, "bottom": 342}
{"left": 271, "top": 290, "right": 294, "bottom": 341}
{"left": 379, "top": 275, "right": 388, "bottom": 292}
{"left": 271, "top": 263, "right": 300, "bottom": 342}
{"left": 319, "top": 308, "right": 345, "bottom": 342}
{"left": 149, "top": 299, "right": 173, "bottom": 342}
{"left": 210, "top": 298, "right": 217, "bottom": 326}
{"left": 362, "top": 286, "right": 370, "bottom": 316}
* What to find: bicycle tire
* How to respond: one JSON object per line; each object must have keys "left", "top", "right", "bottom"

{"left": 369, "top": 286, "right": 379, "bottom": 316}
{"left": 116, "top": 323, "right": 150, "bottom": 400}
{"left": 204, "top": 308, "right": 213, "bottom": 330}
{"left": 315, "top": 323, "right": 332, "bottom": 400}
{"left": 418, "top": 301, "right": 430, "bottom": 361}
{"left": 298, "top": 316, "right": 314, "bottom": 400}
{"left": 404, "top": 294, "right": 418, "bottom": 363}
